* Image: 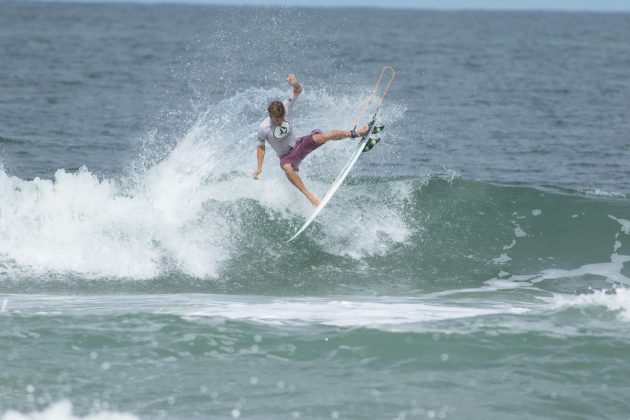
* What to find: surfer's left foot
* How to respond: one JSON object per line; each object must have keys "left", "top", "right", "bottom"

{"left": 308, "top": 196, "right": 320, "bottom": 207}
{"left": 351, "top": 125, "right": 370, "bottom": 139}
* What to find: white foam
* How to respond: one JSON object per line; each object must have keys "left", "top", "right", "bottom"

{"left": 426, "top": 274, "right": 539, "bottom": 298}
{"left": 479, "top": 251, "right": 630, "bottom": 290}
{"left": 492, "top": 254, "right": 512, "bottom": 265}
{"left": 0, "top": 294, "right": 530, "bottom": 333}
{"left": 490, "top": 217, "right": 630, "bottom": 287}
{"left": 432, "top": 232, "right": 630, "bottom": 297}
{"left": 0, "top": 168, "right": 161, "bottom": 278}
{"left": 609, "top": 215, "right": 630, "bottom": 235}
{"left": 514, "top": 224, "right": 527, "bottom": 237}
{"left": 0, "top": 165, "right": 229, "bottom": 279}
{"left": 551, "top": 288, "right": 630, "bottom": 321}
{"left": 581, "top": 188, "right": 626, "bottom": 198}
{"left": 536, "top": 253, "right": 630, "bottom": 285}
{"left": 312, "top": 179, "right": 413, "bottom": 258}
{"left": 184, "top": 297, "right": 527, "bottom": 330}
{"left": 502, "top": 240, "right": 516, "bottom": 250}
{"left": 1, "top": 400, "right": 138, "bottom": 420}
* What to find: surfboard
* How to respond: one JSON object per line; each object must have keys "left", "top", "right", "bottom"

{"left": 287, "top": 66, "right": 396, "bottom": 243}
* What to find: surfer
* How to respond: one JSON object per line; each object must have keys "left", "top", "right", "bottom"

{"left": 252, "top": 74, "right": 370, "bottom": 207}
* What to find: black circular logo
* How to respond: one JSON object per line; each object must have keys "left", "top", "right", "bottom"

{"left": 273, "top": 121, "right": 291, "bottom": 141}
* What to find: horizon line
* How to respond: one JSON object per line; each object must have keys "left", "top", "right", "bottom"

{"left": 11, "top": 0, "right": 630, "bottom": 13}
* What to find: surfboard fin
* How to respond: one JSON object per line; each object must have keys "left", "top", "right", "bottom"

{"left": 371, "top": 125, "right": 385, "bottom": 134}
{"left": 362, "top": 137, "right": 380, "bottom": 152}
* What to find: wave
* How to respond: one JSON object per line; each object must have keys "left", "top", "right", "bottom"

{"left": 2, "top": 170, "right": 628, "bottom": 296}
{"left": 550, "top": 287, "right": 630, "bottom": 321}
{"left": 1, "top": 89, "right": 629, "bottom": 297}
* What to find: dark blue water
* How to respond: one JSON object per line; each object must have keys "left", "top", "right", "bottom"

{"left": 2, "top": 4, "right": 629, "bottom": 190}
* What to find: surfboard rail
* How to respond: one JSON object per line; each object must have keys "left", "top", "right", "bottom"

{"left": 287, "top": 66, "right": 396, "bottom": 243}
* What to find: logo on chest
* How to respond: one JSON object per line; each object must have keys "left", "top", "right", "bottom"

{"left": 273, "top": 121, "right": 291, "bottom": 141}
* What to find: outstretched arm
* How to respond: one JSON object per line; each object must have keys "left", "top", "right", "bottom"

{"left": 287, "top": 74, "right": 302, "bottom": 96}
{"left": 252, "top": 145, "right": 265, "bottom": 179}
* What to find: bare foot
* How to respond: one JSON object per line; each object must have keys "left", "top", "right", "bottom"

{"left": 309, "top": 196, "right": 321, "bottom": 207}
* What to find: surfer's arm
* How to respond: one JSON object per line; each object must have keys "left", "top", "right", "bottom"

{"left": 252, "top": 144, "right": 265, "bottom": 180}
{"left": 283, "top": 75, "right": 301, "bottom": 117}
{"left": 253, "top": 125, "right": 267, "bottom": 180}
{"left": 287, "top": 74, "right": 302, "bottom": 97}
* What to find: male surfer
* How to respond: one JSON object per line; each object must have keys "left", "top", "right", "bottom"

{"left": 252, "top": 74, "right": 370, "bottom": 207}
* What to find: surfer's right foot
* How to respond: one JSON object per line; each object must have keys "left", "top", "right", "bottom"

{"left": 308, "top": 195, "right": 320, "bottom": 207}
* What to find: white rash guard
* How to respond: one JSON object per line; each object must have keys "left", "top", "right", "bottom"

{"left": 256, "top": 90, "right": 299, "bottom": 157}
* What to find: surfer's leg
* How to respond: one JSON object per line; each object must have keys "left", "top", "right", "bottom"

{"left": 282, "top": 163, "right": 320, "bottom": 207}
{"left": 313, "top": 125, "right": 369, "bottom": 144}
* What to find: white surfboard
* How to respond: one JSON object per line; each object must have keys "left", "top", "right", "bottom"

{"left": 287, "top": 126, "right": 377, "bottom": 242}
{"left": 287, "top": 66, "right": 395, "bottom": 243}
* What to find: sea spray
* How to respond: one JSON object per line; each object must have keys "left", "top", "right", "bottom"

{"left": 0, "top": 88, "right": 408, "bottom": 280}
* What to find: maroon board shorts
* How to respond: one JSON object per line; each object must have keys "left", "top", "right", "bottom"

{"left": 279, "top": 129, "right": 322, "bottom": 172}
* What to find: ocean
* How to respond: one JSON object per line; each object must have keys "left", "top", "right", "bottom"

{"left": 1, "top": 2, "right": 630, "bottom": 419}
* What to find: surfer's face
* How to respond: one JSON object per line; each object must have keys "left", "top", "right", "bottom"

{"left": 270, "top": 115, "right": 284, "bottom": 126}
